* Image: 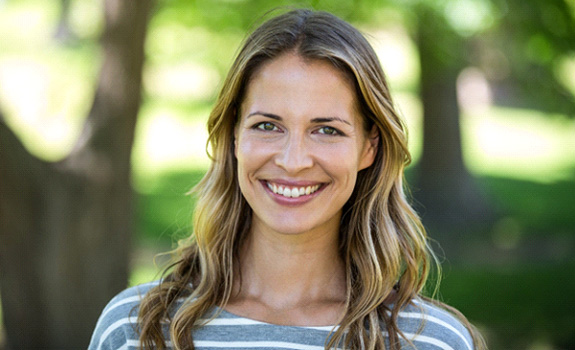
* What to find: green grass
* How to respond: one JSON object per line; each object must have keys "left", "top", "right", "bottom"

{"left": 484, "top": 176, "right": 575, "bottom": 236}
{"left": 441, "top": 263, "right": 575, "bottom": 350}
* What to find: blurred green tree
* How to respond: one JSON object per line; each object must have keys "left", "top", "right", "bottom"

{"left": 0, "top": 0, "right": 153, "bottom": 348}
{"left": 414, "top": 3, "right": 493, "bottom": 232}
{"left": 409, "top": 0, "right": 575, "bottom": 239}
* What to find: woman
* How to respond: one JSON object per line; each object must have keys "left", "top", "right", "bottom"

{"left": 89, "top": 9, "right": 486, "bottom": 350}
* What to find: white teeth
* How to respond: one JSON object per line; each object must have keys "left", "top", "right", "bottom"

{"left": 292, "top": 189, "right": 300, "bottom": 198}
{"left": 267, "top": 182, "right": 321, "bottom": 198}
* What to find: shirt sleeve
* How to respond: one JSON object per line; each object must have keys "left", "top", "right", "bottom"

{"left": 396, "top": 299, "right": 476, "bottom": 350}
{"left": 88, "top": 282, "right": 159, "bottom": 350}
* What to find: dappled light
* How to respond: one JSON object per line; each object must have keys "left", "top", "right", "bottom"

{"left": 0, "top": 57, "right": 91, "bottom": 160}
{"left": 131, "top": 106, "right": 211, "bottom": 184}
{"left": 556, "top": 54, "right": 575, "bottom": 95}
{"left": 367, "top": 26, "right": 420, "bottom": 89}
{"left": 463, "top": 106, "right": 575, "bottom": 183}
{"left": 1, "top": 0, "right": 574, "bottom": 349}
{"left": 144, "top": 62, "right": 221, "bottom": 101}
{"left": 443, "top": 0, "right": 496, "bottom": 36}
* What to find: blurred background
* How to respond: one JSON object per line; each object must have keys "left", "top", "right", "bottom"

{"left": 0, "top": 0, "right": 574, "bottom": 349}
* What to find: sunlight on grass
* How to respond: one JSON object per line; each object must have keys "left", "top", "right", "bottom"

{"left": 131, "top": 104, "right": 212, "bottom": 190}
{"left": 463, "top": 107, "right": 575, "bottom": 182}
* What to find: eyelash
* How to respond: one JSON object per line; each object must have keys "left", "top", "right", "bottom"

{"left": 317, "top": 126, "right": 342, "bottom": 136}
{"left": 252, "top": 122, "right": 344, "bottom": 136}
{"left": 254, "top": 122, "right": 280, "bottom": 132}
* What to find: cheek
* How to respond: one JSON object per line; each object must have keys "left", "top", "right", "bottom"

{"left": 236, "top": 136, "right": 272, "bottom": 174}
{"left": 319, "top": 142, "right": 364, "bottom": 169}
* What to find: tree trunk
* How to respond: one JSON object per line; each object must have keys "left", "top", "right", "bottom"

{"left": 0, "top": 0, "right": 152, "bottom": 348}
{"left": 415, "top": 8, "right": 492, "bottom": 236}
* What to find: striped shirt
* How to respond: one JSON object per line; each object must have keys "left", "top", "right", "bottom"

{"left": 88, "top": 281, "right": 474, "bottom": 350}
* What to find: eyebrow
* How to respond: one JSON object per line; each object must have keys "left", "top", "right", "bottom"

{"left": 311, "top": 117, "right": 352, "bottom": 126}
{"left": 247, "top": 112, "right": 281, "bottom": 120}
{"left": 246, "top": 112, "right": 352, "bottom": 126}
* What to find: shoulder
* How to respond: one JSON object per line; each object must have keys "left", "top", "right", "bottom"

{"left": 88, "top": 281, "right": 161, "bottom": 350}
{"left": 393, "top": 298, "right": 475, "bottom": 350}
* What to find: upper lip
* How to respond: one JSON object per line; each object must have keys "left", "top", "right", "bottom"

{"left": 263, "top": 179, "right": 326, "bottom": 187}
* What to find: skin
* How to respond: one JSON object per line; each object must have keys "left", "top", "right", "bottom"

{"left": 228, "top": 53, "right": 378, "bottom": 326}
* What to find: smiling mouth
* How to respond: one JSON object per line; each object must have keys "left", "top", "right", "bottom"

{"left": 265, "top": 181, "right": 323, "bottom": 199}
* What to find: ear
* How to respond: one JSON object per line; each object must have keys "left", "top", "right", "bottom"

{"left": 358, "top": 125, "right": 379, "bottom": 171}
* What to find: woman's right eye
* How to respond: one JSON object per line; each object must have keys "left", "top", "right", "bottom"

{"left": 255, "top": 122, "right": 279, "bottom": 132}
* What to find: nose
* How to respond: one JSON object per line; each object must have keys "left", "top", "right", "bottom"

{"left": 274, "top": 134, "right": 313, "bottom": 173}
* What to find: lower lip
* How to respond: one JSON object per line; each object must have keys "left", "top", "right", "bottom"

{"left": 261, "top": 181, "right": 324, "bottom": 206}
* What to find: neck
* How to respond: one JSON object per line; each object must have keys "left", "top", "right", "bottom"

{"left": 233, "top": 222, "right": 346, "bottom": 311}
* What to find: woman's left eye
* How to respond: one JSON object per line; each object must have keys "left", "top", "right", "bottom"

{"left": 317, "top": 126, "right": 340, "bottom": 135}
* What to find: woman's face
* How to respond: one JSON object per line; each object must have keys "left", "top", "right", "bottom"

{"left": 235, "top": 53, "right": 377, "bottom": 238}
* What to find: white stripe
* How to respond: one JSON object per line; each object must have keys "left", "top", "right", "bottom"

{"left": 405, "top": 332, "right": 455, "bottom": 350}
{"left": 92, "top": 296, "right": 139, "bottom": 334}
{"left": 306, "top": 325, "right": 339, "bottom": 331}
{"left": 194, "top": 341, "right": 326, "bottom": 349}
{"left": 100, "top": 281, "right": 161, "bottom": 319}
{"left": 399, "top": 312, "right": 472, "bottom": 350}
{"left": 411, "top": 299, "right": 463, "bottom": 323}
{"left": 95, "top": 281, "right": 168, "bottom": 333}
{"left": 131, "top": 339, "right": 334, "bottom": 350}
{"left": 123, "top": 339, "right": 174, "bottom": 349}
{"left": 199, "top": 318, "right": 265, "bottom": 326}
{"left": 134, "top": 280, "right": 163, "bottom": 289}
{"left": 100, "top": 296, "right": 142, "bottom": 321}
{"left": 199, "top": 318, "right": 338, "bottom": 332}
{"left": 97, "top": 317, "right": 136, "bottom": 350}
{"left": 125, "top": 340, "right": 140, "bottom": 347}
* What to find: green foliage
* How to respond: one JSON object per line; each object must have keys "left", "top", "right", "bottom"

{"left": 135, "top": 170, "right": 206, "bottom": 245}
{"left": 480, "top": 0, "right": 575, "bottom": 115}
{"left": 392, "top": 0, "right": 575, "bottom": 115}
{"left": 151, "top": 0, "right": 377, "bottom": 32}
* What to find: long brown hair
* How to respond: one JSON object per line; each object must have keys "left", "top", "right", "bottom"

{"left": 138, "top": 9, "right": 486, "bottom": 350}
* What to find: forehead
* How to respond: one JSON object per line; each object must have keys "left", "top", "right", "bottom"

{"left": 241, "top": 54, "right": 361, "bottom": 121}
